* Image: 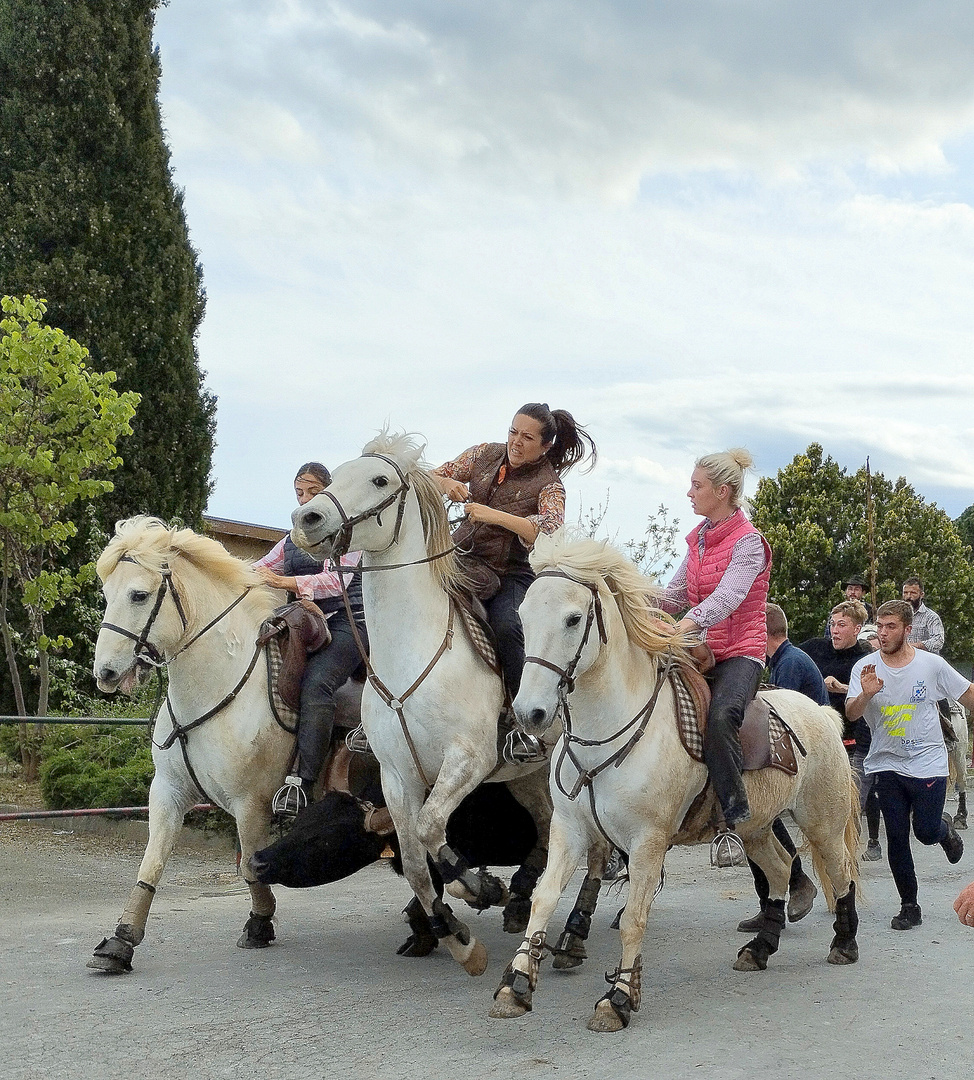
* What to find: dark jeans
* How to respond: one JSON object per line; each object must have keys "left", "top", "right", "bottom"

{"left": 705, "top": 656, "right": 762, "bottom": 826}
{"left": 485, "top": 568, "right": 534, "bottom": 699}
{"left": 874, "top": 771, "right": 949, "bottom": 906}
{"left": 297, "top": 606, "right": 368, "bottom": 785}
{"left": 749, "top": 817, "right": 805, "bottom": 903}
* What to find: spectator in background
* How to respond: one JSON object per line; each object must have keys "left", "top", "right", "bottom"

{"left": 736, "top": 604, "right": 823, "bottom": 932}
{"left": 801, "top": 600, "right": 883, "bottom": 858}
{"left": 823, "top": 576, "right": 876, "bottom": 634}
{"left": 902, "top": 576, "right": 944, "bottom": 654}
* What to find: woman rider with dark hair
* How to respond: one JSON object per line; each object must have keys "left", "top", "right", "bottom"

{"left": 432, "top": 404, "right": 596, "bottom": 757}
{"left": 253, "top": 463, "right": 367, "bottom": 815}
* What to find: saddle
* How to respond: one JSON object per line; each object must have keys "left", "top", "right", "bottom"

{"left": 671, "top": 662, "right": 800, "bottom": 776}
{"left": 448, "top": 585, "right": 502, "bottom": 675}
{"left": 257, "top": 600, "right": 332, "bottom": 712}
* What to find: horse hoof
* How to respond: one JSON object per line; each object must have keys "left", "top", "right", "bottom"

{"left": 461, "top": 939, "right": 489, "bottom": 976}
{"left": 86, "top": 954, "right": 131, "bottom": 975}
{"left": 397, "top": 933, "right": 438, "bottom": 958}
{"left": 733, "top": 948, "right": 766, "bottom": 972}
{"left": 237, "top": 932, "right": 274, "bottom": 950}
{"left": 489, "top": 987, "right": 529, "bottom": 1019}
{"left": 954, "top": 815, "right": 968, "bottom": 831}
{"left": 551, "top": 951, "right": 584, "bottom": 971}
{"left": 828, "top": 944, "right": 859, "bottom": 965}
{"left": 446, "top": 880, "right": 480, "bottom": 905}
{"left": 586, "top": 999, "right": 626, "bottom": 1032}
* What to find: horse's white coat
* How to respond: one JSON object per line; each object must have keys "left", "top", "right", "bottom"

{"left": 93, "top": 520, "right": 288, "bottom": 944}
{"left": 292, "top": 436, "right": 553, "bottom": 973}
{"left": 497, "top": 537, "right": 860, "bottom": 1028}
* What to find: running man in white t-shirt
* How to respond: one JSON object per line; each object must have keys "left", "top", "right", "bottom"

{"left": 847, "top": 600, "right": 974, "bottom": 931}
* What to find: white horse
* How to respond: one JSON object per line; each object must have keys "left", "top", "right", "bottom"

{"left": 490, "top": 533, "right": 861, "bottom": 1032}
{"left": 291, "top": 432, "right": 554, "bottom": 977}
{"left": 89, "top": 517, "right": 292, "bottom": 972}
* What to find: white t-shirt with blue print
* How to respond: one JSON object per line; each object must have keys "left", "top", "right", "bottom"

{"left": 847, "top": 650, "right": 970, "bottom": 779}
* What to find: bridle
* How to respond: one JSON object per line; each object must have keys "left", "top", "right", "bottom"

{"left": 523, "top": 570, "right": 607, "bottom": 700}
{"left": 522, "top": 568, "right": 676, "bottom": 850}
{"left": 98, "top": 556, "right": 188, "bottom": 667}
{"left": 312, "top": 453, "right": 412, "bottom": 557}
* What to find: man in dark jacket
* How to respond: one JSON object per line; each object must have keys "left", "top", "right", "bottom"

{"left": 801, "top": 600, "right": 881, "bottom": 858}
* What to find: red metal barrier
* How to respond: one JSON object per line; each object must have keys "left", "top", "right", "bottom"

{"left": 0, "top": 804, "right": 213, "bottom": 822}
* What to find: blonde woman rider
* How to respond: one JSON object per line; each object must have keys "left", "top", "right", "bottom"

{"left": 660, "top": 449, "right": 771, "bottom": 854}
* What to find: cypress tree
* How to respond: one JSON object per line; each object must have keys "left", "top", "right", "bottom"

{"left": 0, "top": 0, "right": 215, "bottom": 526}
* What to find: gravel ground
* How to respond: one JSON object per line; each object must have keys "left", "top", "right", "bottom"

{"left": 2, "top": 798, "right": 973, "bottom": 1080}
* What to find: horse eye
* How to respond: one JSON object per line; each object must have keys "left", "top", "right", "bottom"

{"left": 373, "top": 475, "right": 390, "bottom": 488}
{"left": 566, "top": 613, "right": 582, "bottom": 628}
{"left": 131, "top": 590, "right": 150, "bottom": 604}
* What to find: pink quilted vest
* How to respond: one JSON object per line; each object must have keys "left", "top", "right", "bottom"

{"left": 685, "top": 509, "right": 772, "bottom": 663}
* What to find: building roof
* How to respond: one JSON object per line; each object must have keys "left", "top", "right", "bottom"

{"left": 202, "top": 515, "right": 287, "bottom": 544}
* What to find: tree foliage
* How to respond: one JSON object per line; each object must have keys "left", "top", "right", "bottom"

{"left": 751, "top": 444, "right": 974, "bottom": 659}
{"left": 956, "top": 504, "right": 974, "bottom": 559}
{"left": 0, "top": 294, "right": 139, "bottom": 777}
{"left": 0, "top": 0, "right": 215, "bottom": 526}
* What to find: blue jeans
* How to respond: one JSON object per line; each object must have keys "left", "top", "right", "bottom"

{"left": 874, "top": 771, "right": 948, "bottom": 906}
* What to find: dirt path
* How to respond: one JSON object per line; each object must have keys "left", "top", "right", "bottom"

{"left": 2, "top": 802, "right": 973, "bottom": 1080}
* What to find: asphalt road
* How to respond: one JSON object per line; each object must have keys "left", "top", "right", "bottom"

{"left": 2, "top": 798, "right": 973, "bottom": 1080}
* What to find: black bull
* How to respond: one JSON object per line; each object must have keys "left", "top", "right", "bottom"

{"left": 249, "top": 783, "right": 544, "bottom": 955}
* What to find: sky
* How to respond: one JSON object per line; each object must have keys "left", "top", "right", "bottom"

{"left": 152, "top": 1, "right": 974, "bottom": 562}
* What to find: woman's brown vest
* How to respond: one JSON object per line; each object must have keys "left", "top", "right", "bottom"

{"left": 452, "top": 443, "right": 560, "bottom": 596}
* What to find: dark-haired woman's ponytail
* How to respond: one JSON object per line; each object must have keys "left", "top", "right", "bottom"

{"left": 548, "top": 409, "right": 597, "bottom": 475}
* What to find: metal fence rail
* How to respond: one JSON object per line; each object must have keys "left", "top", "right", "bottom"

{"left": 0, "top": 715, "right": 150, "bottom": 726}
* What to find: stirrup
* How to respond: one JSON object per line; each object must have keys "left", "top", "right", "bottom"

{"left": 345, "top": 724, "right": 371, "bottom": 755}
{"left": 502, "top": 730, "right": 547, "bottom": 766}
{"left": 272, "top": 776, "right": 307, "bottom": 818}
{"left": 710, "top": 830, "right": 747, "bottom": 868}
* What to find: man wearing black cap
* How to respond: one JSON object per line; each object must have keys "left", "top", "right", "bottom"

{"left": 824, "top": 576, "right": 875, "bottom": 634}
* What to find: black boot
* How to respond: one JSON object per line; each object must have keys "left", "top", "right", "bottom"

{"left": 296, "top": 700, "right": 337, "bottom": 792}
{"left": 891, "top": 903, "right": 922, "bottom": 930}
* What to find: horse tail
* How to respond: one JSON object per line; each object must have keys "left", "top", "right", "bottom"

{"left": 808, "top": 769, "right": 862, "bottom": 912}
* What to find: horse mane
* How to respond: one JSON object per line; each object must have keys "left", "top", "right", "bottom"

{"left": 97, "top": 516, "right": 277, "bottom": 624}
{"left": 530, "top": 530, "right": 691, "bottom": 661}
{"left": 361, "top": 430, "right": 467, "bottom": 593}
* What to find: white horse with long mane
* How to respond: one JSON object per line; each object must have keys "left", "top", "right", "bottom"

{"left": 490, "top": 532, "right": 861, "bottom": 1032}
{"left": 291, "top": 432, "right": 554, "bottom": 976}
{"left": 89, "top": 517, "right": 295, "bottom": 971}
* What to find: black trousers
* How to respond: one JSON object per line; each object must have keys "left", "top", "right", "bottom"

{"left": 485, "top": 568, "right": 534, "bottom": 699}
{"left": 874, "top": 771, "right": 948, "bottom": 906}
{"left": 704, "top": 656, "right": 762, "bottom": 826}
{"left": 297, "top": 606, "right": 368, "bottom": 785}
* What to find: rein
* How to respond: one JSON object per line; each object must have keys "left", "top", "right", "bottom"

{"left": 523, "top": 569, "right": 677, "bottom": 850}
{"left": 315, "top": 452, "right": 411, "bottom": 557}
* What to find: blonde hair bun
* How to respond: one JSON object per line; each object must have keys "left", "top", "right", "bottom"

{"left": 694, "top": 447, "right": 755, "bottom": 510}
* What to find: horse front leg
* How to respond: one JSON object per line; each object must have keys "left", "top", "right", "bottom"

{"left": 234, "top": 796, "right": 278, "bottom": 949}
{"left": 732, "top": 827, "right": 790, "bottom": 973}
{"left": 490, "top": 816, "right": 586, "bottom": 1019}
{"left": 388, "top": 773, "right": 488, "bottom": 977}
{"left": 551, "top": 840, "right": 610, "bottom": 970}
{"left": 587, "top": 827, "right": 667, "bottom": 1032}
{"left": 419, "top": 747, "right": 509, "bottom": 911}
{"left": 88, "top": 773, "right": 195, "bottom": 974}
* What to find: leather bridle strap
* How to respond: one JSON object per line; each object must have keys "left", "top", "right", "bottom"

{"left": 316, "top": 452, "right": 411, "bottom": 557}
{"left": 523, "top": 569, "right": 607, "bottom": 694}
{"left": 99, "top": 557, "right": 188, "bottom": 666}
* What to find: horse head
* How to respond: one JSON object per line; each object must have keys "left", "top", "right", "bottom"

{"left": 93, "top": 516, "right": 263, "bottom": 694}
{"left": 291, "top": 432, "right": 447, "bottom": 564}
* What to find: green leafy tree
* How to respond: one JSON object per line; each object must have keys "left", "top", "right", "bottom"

{"left": 956, "top": 504, "right": 974, "bottom": 558}
{"left": 0, "top": 294, "right": 139, "bottom": 780}
{"left": 752, "top": 444, "right": 974, "bottom": 659}
{"left": 0, "top": 0, "right": 215, "bottom": 526}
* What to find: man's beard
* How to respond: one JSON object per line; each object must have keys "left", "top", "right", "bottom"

{"left": 909, "top": 597, "right": 921, "bottom": 611}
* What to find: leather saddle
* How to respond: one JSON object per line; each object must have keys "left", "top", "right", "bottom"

{"left": 257, "top": 600, "right": 332, "bottom": 712}
{"left": 674, "top": 661, "right": 800, "bottom": 776}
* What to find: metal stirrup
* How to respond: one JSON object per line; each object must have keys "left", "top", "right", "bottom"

{"left": 710, "top": 830, "right": 747, "bottom": 868}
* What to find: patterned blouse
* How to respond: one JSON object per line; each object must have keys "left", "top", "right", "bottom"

{"left": 434, "top": 443, "right": 566, "bottom": 539}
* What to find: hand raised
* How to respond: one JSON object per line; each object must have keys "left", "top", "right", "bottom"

{"left": 860, "top": 664, "right": 884, "bottom": 696}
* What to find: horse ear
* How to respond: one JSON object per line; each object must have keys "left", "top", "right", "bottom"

{"left": 402, "top": 442, "right": 426, "bottom": 469}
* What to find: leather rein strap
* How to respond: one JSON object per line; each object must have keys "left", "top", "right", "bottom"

{"left": 523, "top": 569, "right": 676, "bottom": 851}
